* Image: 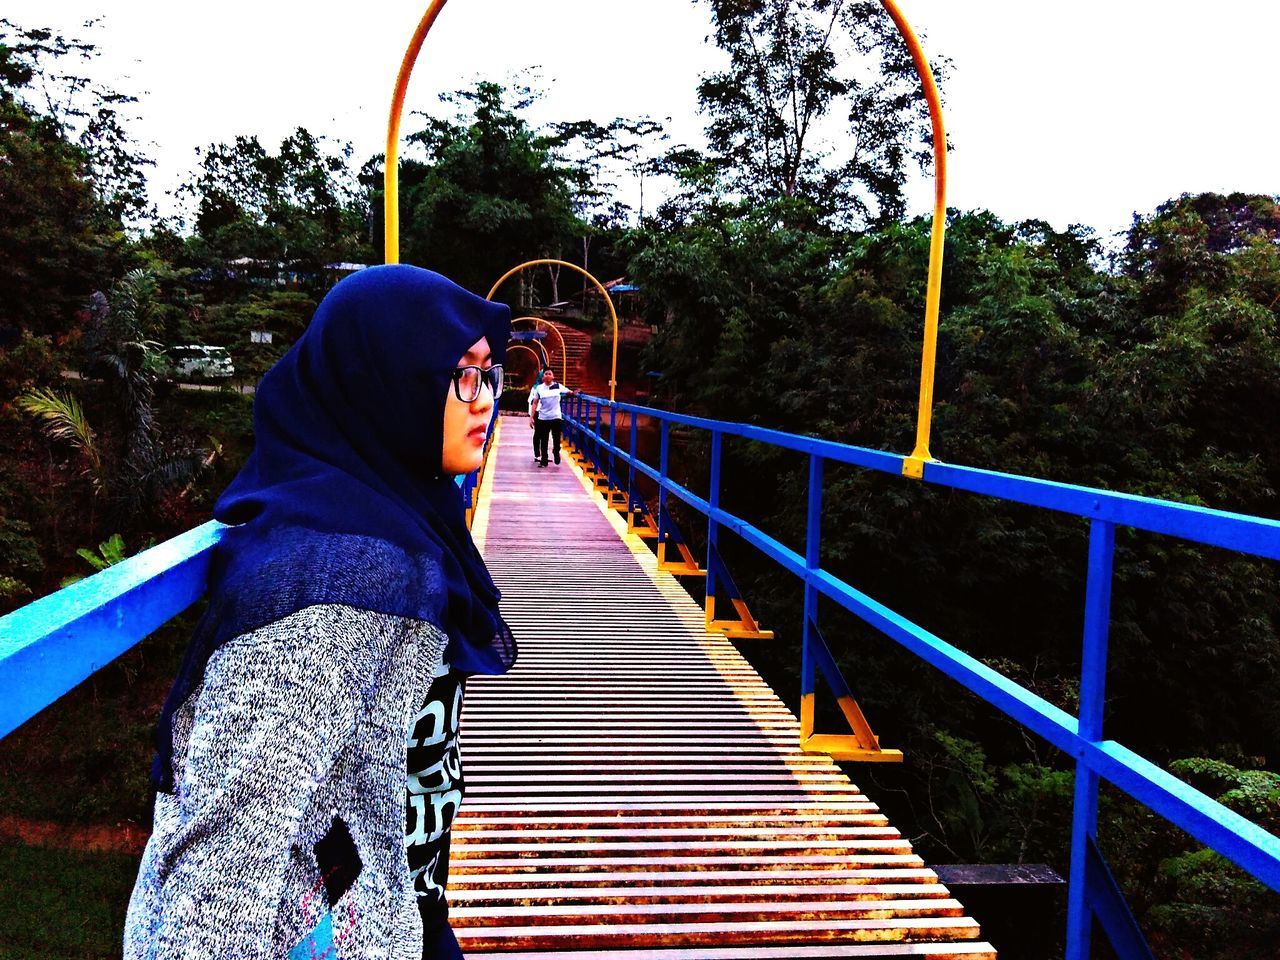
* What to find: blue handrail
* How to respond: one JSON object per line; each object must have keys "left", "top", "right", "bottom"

{"left": 1, "top": 396, "right": 1275, "bottom": 958}
{"left": 0, "top": 521, "right": 225, "bottom": 740}
{"left": 562, "top": 392, "right": 1280, "bottom": 959}
{"left": 0, "top": 461, "right": 490, "bottom": 742}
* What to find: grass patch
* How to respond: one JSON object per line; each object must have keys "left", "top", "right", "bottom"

{"left": 0, "top": 610, "right": 199, "bottom": 825}
{"left": 0, "top": 841, "right": 138, "bottom": 958}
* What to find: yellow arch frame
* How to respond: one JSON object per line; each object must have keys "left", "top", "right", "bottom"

{"left": 513, "top": 316, "right": 567, "bottom": 384}
{"left": 509, "top": 337, "right": 550, "bottom": 369}
{"left": 505, "top": 343, "right": 547, "bottom": 390}
{"left": 383, "top": 0, "right": 945, "bottom": 459}
{"left": 487, "top": 260, "right": 618, "bottom": 401}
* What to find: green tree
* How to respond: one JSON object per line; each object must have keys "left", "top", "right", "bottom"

{"left": 182, "top": 127, "right": 371, "bottom": 282}
{"left": 0, "top": 19, "right": 137, "bottom": 338}
{"left": 57, "top": 271, "right": 212, "bottom": 520}
{"left": 0, "top": 17, "right": 152, "bottom": 226}
{"left": 385, "top": 80, "right": 586, "bottom": 296}
{"left": 695, "top": 0, "right": 950, "bottom": 223}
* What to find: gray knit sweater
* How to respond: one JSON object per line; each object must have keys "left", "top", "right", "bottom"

{"left": 124, "top": 604, "right": 449, "bottom": 960}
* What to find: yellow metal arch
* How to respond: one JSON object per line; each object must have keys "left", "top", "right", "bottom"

{"left": 514, "top": 316, "right": 567, "bottom": 384}
{"left": 383, "top": 0, "right": 447, "bottom": 267}
{"left": 488, "top": 260, "right": 618, "bottom": 401}
{"left": 384, "top": 0, "right": 945, "bottom": 450}
{"left": 881, "top": 0, "right": 947, "bottom": 477}
{"left": 505, "top": 343, "right": 547, "bottom": 390}
{"left": 510, "top": 337, "right": 550, "bottom": 369}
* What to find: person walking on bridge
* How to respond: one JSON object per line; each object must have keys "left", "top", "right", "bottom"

{"left": 125, "top": 265, "right": 516, "bottom": 960}
{"left": 528, "top": 365, "right": 573, "bottom": 467}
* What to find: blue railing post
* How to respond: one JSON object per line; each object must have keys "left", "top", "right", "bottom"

{"left": 593, "top": 400, "right": 603, "bottom": 475}
{"left": 628, "top": 411, "right": 639, "bottom": 517}
{"left": 657, "top": 419, "right": 671, "bottom": 545}
{"left": 1067, "top": 518, "right": 1117, "bottom": 960}
{"left": 802, "top": 455, "right": 824, "bottom": 732}
{"left": 574, "top": 394, "right": 584, "bottom": 455}
{"left": 609, "top": 401, "right": 619, "bottom": 495}
{"left": 706, "top": 431, "right": 723, "bottom": 621}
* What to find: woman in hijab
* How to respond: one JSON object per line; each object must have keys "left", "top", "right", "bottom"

{"left": 124, "top": 265, "right": 515, "bottom": 960}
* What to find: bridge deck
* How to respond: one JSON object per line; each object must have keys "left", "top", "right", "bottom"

{"left": 455, "top": 416, "right": 994, "bottom": 958}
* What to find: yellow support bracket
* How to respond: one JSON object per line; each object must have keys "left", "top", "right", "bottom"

{"left": 799, "top": 692, "right": 903, "bottom": 763}
{"left": 626, "top": 510, "right": 659, "bottom": 540}
{"left": 657, "top": 540, "right": 704, "bottom": 577}
{"left": 705, "top": 595, "right": 774, "bottom": 641}
{"left": 901, "top": 454, "right": 934, "bottom": 480}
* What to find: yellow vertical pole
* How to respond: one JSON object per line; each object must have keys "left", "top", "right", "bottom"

{"left": 385, "top": 1, "right": 450, "bottom": 265}
{"left": 880, "top": 0, "right": 948, "bottom": 478}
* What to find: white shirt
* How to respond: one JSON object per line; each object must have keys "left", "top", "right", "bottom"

{"left": 528, "top": 382, "right": 571, "bottom": 420}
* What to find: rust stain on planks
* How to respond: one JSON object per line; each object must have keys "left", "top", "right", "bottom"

{"left": 457, "top": 416, "right": 994, "bottom": 959}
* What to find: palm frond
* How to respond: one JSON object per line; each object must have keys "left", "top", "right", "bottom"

{"left": 16, "top": 388, "right": 106, "bottom": 493}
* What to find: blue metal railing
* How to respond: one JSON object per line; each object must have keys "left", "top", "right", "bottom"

{"left": 562, "top": 392, "right": 1280, "bottom": 960}
{"left": 1, "top": 397, "right": 1276, "bottom": 958}
{"left": 0, "top": 521, "right": 224, "bottom": 740}
{"left": 0, "top": 455, "right": 493, "bottom": 741}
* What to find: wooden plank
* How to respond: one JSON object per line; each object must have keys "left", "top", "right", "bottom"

{"left": 452, "top": 419, "right": 991, "bottom": 956}
{"left": 449, "top": 868, "right": 943, "bottom": 887}
{"left": 453, "top": 916, "right": 983, "bottom": 948}
{"left": 449, "top": 883, "right": 955, "bottom": 904}
{"left": 470, "top": 944, "right": 995, "bottom": 959}
{"left": 452, "top": 899, "right": 967, "bottom": 925}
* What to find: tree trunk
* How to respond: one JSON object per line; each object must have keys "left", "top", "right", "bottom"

{"left": 547, "top": 262, "right": 561, "bottom": 304}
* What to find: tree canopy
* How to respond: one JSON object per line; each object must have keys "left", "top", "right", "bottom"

{"left": 695, "top": 0, "right": 950, "bottom": 223}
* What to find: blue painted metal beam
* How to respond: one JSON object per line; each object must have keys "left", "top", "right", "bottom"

{"left": 1085, "top": 837, "right": 1156, "bottom": 960}
{"left": 924, "top": 461, "right": 1280, "bottom": 562}
{"left": 584, "top": 396, "right": 1280, "bottom": 562}
{"left": 571, "top": 397, "right": 1280, "bottom": 897}
{"left": 0, "top": 521, "right": 224, "bottom": 739}
{"left": 1085, "top": 739, "right": 1280, "bottom": 892}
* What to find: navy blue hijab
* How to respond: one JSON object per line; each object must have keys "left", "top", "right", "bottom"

{"left": 153, "top": 265, "right": 515, "bottom": 791}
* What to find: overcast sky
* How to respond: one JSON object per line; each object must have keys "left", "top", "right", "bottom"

{"left": 8, "top": 1, "right": 1278, "bottom": 241}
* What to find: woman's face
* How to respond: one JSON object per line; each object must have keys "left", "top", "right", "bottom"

{"left": 441, "top": 336, "right": 496, "bottom": 476}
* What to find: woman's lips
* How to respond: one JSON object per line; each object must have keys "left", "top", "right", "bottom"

{"left": 468, "top": 425, "right": 488, "bottom": 443}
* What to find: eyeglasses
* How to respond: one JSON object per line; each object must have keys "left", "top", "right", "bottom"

{"left": 451, "top": 364, "right": 504, "bottom": 402}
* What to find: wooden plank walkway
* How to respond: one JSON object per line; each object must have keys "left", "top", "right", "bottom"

{"left": 456, "top": 415, "right": 995, "bottom": 959}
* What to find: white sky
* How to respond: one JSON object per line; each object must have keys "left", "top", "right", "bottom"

{"left": 9, "top": 1, "right": 1279, "bottom": 241}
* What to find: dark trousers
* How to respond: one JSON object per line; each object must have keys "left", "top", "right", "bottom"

{"left": 533, "top": 417, "right": 562, "bottom": 464}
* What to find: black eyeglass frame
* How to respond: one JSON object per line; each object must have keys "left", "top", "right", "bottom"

{"left": 450, "top": 364, "right": 504, "bottom": 402}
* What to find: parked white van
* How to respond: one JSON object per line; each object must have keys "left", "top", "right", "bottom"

{"left": 167, "top": 345, "right": 235, "bottom": 381}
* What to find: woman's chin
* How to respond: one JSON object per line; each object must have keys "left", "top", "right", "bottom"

{"left": 451, "top": 455, "right": 483, "bottom": 476}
